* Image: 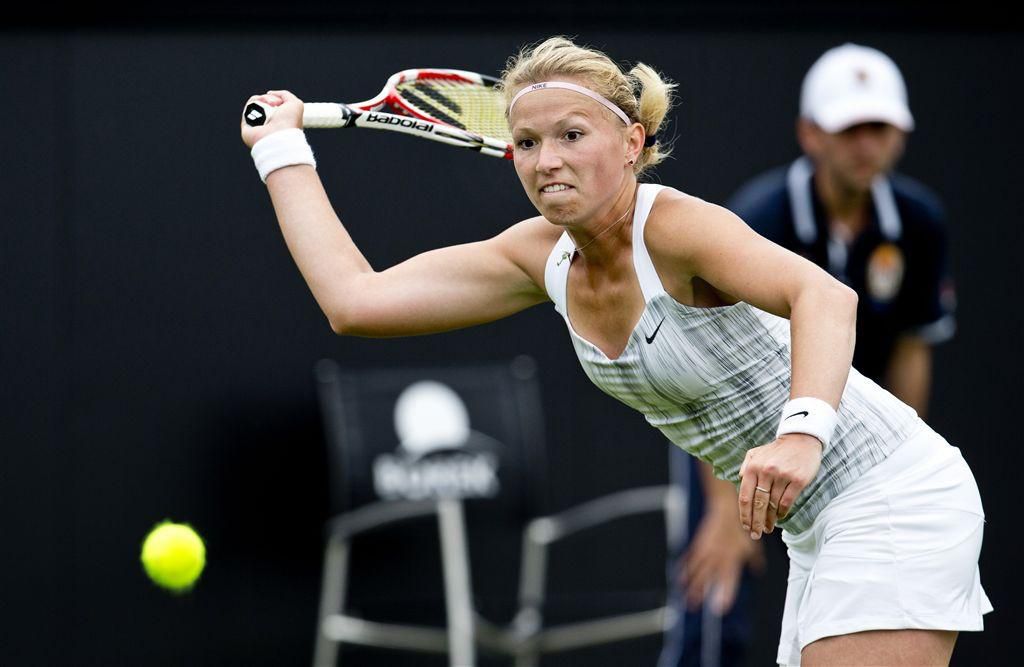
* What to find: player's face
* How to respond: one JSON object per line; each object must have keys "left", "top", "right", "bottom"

{"left": 509, "top": 86, "right": 632, "bottom": 226}
{"left": 802, "top": 120, "right": 907, "bottom": 193}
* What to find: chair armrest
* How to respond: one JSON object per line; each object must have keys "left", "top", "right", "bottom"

{"left": 525, "top": 485, "right": 681, "bottom": 545}
{"left": 324, "top": 499, "right": 438, "bottom": 541}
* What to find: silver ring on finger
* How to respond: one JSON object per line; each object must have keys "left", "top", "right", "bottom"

{"left": 755, "top": 485, "right": 770, "bottom": 493}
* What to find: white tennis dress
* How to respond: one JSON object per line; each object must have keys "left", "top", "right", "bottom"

{"left": 543, "top": 183, "right": 992, "bottom": 663}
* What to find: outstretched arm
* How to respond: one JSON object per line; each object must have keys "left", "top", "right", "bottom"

{"left": 242, "top": 90, "right": 551, "bottom": 337}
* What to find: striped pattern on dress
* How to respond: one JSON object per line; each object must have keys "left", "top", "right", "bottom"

{"left": 544, "top": 183, "right": 920, "bottom": 534}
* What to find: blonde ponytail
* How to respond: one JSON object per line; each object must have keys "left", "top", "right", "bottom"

{"left": 501, "top": 36, "right": 677, "bottom": 178}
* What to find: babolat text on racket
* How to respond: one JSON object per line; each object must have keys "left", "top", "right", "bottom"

{"left": 243, "top": 69, "right": 513, "bottom": 159}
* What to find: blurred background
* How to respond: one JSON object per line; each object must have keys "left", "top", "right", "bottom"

{"left": 2, "top": 2, "right": 1020, "bottom": 664}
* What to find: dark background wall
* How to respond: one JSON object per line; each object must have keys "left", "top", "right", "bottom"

{"left": 2, "top": 5, "right": 1021, "bottom": 665}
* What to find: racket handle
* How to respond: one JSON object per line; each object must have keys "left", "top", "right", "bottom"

{"left": 243, "top": 101, "right": 352, "bottom": 129}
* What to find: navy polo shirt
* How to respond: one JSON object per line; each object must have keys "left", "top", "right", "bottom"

{"left": 727, "top": 157, "right": 956, "bottom": 384}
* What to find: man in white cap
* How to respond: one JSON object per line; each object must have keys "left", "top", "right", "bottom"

{"left": 728, "top": 42, "right": 955, "bottom": 406}
{"left": 663, "top": 43, "right": 957, "bottom": 667}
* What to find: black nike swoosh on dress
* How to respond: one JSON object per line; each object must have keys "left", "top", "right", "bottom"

{"left": 645, "top": 317, "right": 667, "bottom": 344}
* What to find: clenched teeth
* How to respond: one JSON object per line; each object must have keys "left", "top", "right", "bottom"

{"left": 541, "top": 184, "right": 572, "bottom": 193}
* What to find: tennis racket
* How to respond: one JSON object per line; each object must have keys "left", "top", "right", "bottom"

{"left": 243, "top": 68, "right": 513, "bottom": 160}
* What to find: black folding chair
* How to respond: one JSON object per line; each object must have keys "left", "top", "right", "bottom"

{"left": 311, "top": 356, "right": 684, "bottom": 667}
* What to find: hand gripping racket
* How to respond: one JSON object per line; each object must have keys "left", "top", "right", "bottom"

{"left": 244, "top": 68, "right": 513, "bottom": 159}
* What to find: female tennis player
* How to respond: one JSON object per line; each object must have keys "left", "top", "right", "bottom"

{"left": 241, "top": 37, "right": 990, "bottom": 666}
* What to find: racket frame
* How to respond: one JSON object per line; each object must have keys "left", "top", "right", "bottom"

{"left": 244, "top": 68, "right": 513, "bottom": 159}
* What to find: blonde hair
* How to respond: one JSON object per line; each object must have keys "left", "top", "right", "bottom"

{"left": 500, "top": 36, "right": 676, "bottom": 177}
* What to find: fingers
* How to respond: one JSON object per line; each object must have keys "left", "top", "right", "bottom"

{"left": 778, "top": 482, "right": 802, "bottom": 522}
{"left": 243, "top": 92, "right": 279, "bottom": 114}
{"left": 245, "top": 90, "right": 293, "bottom": 107}
{"left": 682, "top": 547, "right": 740, "bottom": 613}
{"left": 750, "top": 480, "right": 772, "bottom": 539}
{"left": 710, "top": 567, "right": 741, "bottom": 616}
{"left": 737, "top": 454, "right": 756, "bottom": 535}
{"left": 241, "top": 90, "right": 303, "bottom": 126}
{"left": 682, "top": 548, "right": 713, "bottom": 610}
{"left": 241, "top": 92, "right": 282, "bottom": 137}
{"left": 764, "top": 482, "right": 786, "bottom": 533}
{"left": 241, "top": 90, "right": 306, "bottom": 147}
{"left": 684, "top": 544, "right": 742, "bottom": 615}
{"left": 739, "top": 438, "right": 822, "bottom": 535}
{"left": 265, "top": 89, "right": 298, "bottom": 102}
{"left": 741, "top": 449, "right": 772, "bottom": 539}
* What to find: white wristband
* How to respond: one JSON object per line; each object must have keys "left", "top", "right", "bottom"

{"left": 250, "top": 128, "right": 316, "bottom": 183}
{"left": 776, "top": 397, "right": 839, "bottom": 453}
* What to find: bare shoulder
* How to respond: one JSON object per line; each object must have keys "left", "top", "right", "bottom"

{"left": 642, "top": 187, "right": 754, "bottom": 298}
{"left": 495, "top": 215, "right": 562, "bottom": 261}
{"left": 644, "top": 186, "right": 742, "bottom": 255}
{"left": 493, "top": 215, "right": 563, "bottom": 292}
{"left": 499, "top": 215, "right": 563, "bottom": 242}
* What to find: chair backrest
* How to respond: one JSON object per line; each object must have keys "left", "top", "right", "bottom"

{"left": 314, "top": 354, "right": 548, "bottom": 523}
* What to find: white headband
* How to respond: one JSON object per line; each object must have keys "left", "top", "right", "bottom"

{"left": 509, "top": 81, "right": 631, "bottom": 125}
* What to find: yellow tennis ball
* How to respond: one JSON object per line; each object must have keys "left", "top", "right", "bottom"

{"left": 140, "top": 521, "right": 206, "bottom": 592}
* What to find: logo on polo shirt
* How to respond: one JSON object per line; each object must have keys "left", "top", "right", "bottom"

{"left": 866, "top": 243, "right": 905, "bottom": 303}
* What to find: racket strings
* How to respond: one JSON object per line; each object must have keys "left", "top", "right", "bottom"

{"left": 395, "top": 81, "right": 510, "bottom": 141}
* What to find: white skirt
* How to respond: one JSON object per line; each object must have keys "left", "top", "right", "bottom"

{"left": 776, "top": 420, "right": 993, "bottom": 666}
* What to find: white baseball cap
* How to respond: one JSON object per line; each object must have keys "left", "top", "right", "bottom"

{"left": 800, "top": 43, "right": 914, "bottom": 133}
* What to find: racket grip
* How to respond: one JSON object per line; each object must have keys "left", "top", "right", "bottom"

{"left": 243, "top": 102, "right": 351, "bottom": 129}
